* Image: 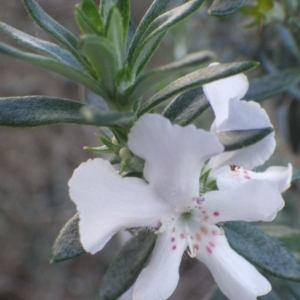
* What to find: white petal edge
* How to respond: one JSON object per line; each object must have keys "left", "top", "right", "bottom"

{"left": 196, "top": 235, "right": 271, "bottom": 300}
{"left": 68, "top": 158, "right": 170, "bottom": 254}
{"left": 133, "top": 227, "right": 187, "bottom": 300}
{"left": 208, "top": 132, "right": 276, "bottom": 171}
{"left": 203, "top": 64, "right": 249, "bottom": 128}
{"left": 203, "top": 179, "right": 284, "bottom": 223}
{"left": 216, "top": 163, "right": 293, "bottom": 193}
{"left": 128, "top": 114, "right": 223, "bottom": 208}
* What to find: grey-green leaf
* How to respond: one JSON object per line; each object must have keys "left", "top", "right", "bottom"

{"left": 162, "top": 87, "right": 209, "bottom": 125}
{"left": 244, "top": 68, "right": 300, "bottom": 102}
{"left": 0, "top": 22, "right": 83, "bottom": 70}
{"left": 51, "top": 213, "right": 85, "bottom": 263}
{"left": 128, "top": 0, "right": 205, "bottom": 76}
{"left": 0, "top": 42, "right": 107, "bottom": 98}
{"left": 138, "top": 61, "right": 258, "bottom": 116}
{"left": 292, "top": 169, "right": 300, "bottom": 182}
{"left": 208, "top": 0, "right": 247, "bottom": 16}
{"left": 0, "top": 96, "right": 133, "bottom": 127}
{"left": 224, "top": 221, "right": 300, "bottom": 280}
{"left": 128, "top": 51, "right": 215, "bottom": 100}
{"left": 98, "top": 230, "right": 156, "bottom": 300}
{"left": 217, "top": 127, "right": 274, "bottom": 151}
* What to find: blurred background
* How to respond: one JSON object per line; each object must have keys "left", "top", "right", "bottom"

{"left": 0, "top": 0, "right": 299, "bottom": 299}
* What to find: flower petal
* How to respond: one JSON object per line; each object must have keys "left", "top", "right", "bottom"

{"left": 133, "top": 226, "right": 187, "bottom": 300}
{"left": 203, "top": 179, "right": 284, "bottom": 223}
{"left": 128, "top": 114, "right": 223, "bottom": 208}
{"left": 68, "top": 158, "right": 170, "bottom": 254}
{"left": 203, "top": 65, "right": 249, "bottom": 128}
{"left": 196, "top": 235, "right": 271, "bottom": 300}
{"left": 208, "top": 132, "right": 276, "bottom": 171}
{"left": 216, "top": 163, "right": 293, "bottom": 193}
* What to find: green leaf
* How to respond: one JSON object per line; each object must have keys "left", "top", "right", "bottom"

{"left": 0, "top": 42, "right": 107, "bottom": 98}
{"left": 0, "top": 22, "right": 83, "bottom": 70}
{"left": 293, "top": 169, "right": 300, "bottom": 182}
{"left": 105, "top": 6, "right": 125, "bottom": 68}
{"left": 162, "top": 87, "right": 209, "bottom": 125}
{"left": 75, "top": 5, "right": 102, "bottom": 35}
{"left": 22, "top": 0, "right": 90, "bottom": 70}
{"left": 82, "top": 0, "right": 102, "bottom": 29}
{"left": 97, "top": 135, "right": 121, "bottom": 154}
{"left": 98, "top": 230, "right": 156, "bottom": 300}
{"left": 216, "top": 127, "right": 274, "bottom": 151}
{"left": 138, "top": 61, "right": 258, "bottom": 116}
{"left": 244, "top": 68, "right": 300, "bottom": 102}
{"left": 51, "top": 213, "right": 85, "bottom": 263}
{"left": 208, "top": 0, "right": 247, "bottom": 16}
{"left": 128, "top": 51, "right": 215, "bottom": 100}
{"left": 0, "top": 96, "right": 133, "bottom": 127}
{"left": 127, "top": 0, "right": 205, "bottom": 77}
{"left": 80, "top": 35, "right": 118, "bottom": 93}
{"left": 224, "top": 221, "right": 300, "bottom": 280}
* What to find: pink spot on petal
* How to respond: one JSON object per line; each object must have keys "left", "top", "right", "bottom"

{"left": 194, "top": 244, "right": 199, "bottom": 250}
{"left": 213, "top": 211, "right": 219, "bottom": 217}
{"left": 172, "top": 227, "right": 176, "bottom": 232}
{"left": 244, "top": 175, "right": 251, "bottom": 180}
{"left": 209, "top": 241, "right": 215, "bottom": 247}
{"left": 172, "top": 245, "right": 176, "bottom": 250}
{"left": 171, "top": 237, "right": 175, "bottom": 242}
{"left": 180, "top": 233, "right": 185, "bottom": 239}
{"left": 206, "top": 246, "right": 212, "bottom": 254}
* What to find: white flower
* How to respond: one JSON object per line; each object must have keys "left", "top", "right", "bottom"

{"left": 203, "top": 63, "right": 292, "bottom": 193}
{"left": 69, "top": 113, "right": 287, "bottom": 300}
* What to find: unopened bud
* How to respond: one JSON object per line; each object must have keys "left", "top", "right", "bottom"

{"left": 119, "top": 147, "right": 131, "bottom": 160}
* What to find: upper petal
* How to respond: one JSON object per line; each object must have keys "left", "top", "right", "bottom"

{"left": 196, "top": 234, "right": 271, "bottom": 300}
{"left": 133, "top": 225, "right": 187, "bottom": 300}
{"left": 216, "top": 163, "right": 293, "bottom": 193}
{"left": 128, "top": 114, "right": 223, "bottom": 208}
{"left": 203, "top": 64, "right": 249, "bottom": 128}
{"left": 68, "top": 158, "right": 170, "bottom": 254}
{"left": 203, "top": 179, "right": 284, "bottom": 223}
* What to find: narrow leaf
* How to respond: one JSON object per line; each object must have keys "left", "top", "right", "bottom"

{"left": 82, "top": 0, "right": 102, "bottom": 29}
{"left": 138, "top": 61, "right": 258, "bottom": 116}
{"left": 80, "top": 35, "right": 118, "bottom": 93}
{"left": 98, "top": 230, "right": 156, "bottom": 300}
{"left": 0, "top": 96, "right": 133, "bottom": 127}
{"left": 128, "top": 51, "right": 215, "bottom": 100}
{"left": 75, "top": 5, "right": 101, "bottom": 35}
{"left": 51, "top": 213, "right": 85, "bottom": 263}
{"left": 292, "top": 169, "right": 300, "bottom": 182}
{"left": 216, "top": 127, "right": 274, "bottom": 151}
{"left": 0, "top": 42, "right": 107, "bottom": 98}
{"left": 162, "top": 87, "right": 209, "bottom": 125}
{"left": 128, "top": 0, "right": 205, "bottom": 76}
{"left": 224, "top": 221, "right": 300, "bottom": 280}
{"left": 208, "top": 0, "right": 247, "bottom": 16}
{"left": 244, "top": 68, "right": 300, "bottom": 102}
{"left": 97, "top": 136, "right": 121, "bottom": 154}
{"left": 0, "top": 22, "right": 83, "bottom": 70}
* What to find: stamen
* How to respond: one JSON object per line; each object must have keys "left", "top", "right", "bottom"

{"left": 212, "top": 227, "right": 225, "bottom": 236}
{"left": 154, "top": 220, "right": 166, "bottom": 234}
{"left": 185, "top": 223, "right": 197, "bottom": 258}
{"left": 192, "top": 194, "right": 205, "bottom": 205}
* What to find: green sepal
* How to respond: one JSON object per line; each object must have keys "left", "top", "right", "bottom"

{"left": 83, "top": 145, "right": 112, "bottom": 154}
{"left": 51, "top": 213, "right": 86, "bottom": 263}
{"left": 162, "top": 87, "right": 209, "bottom": 125}
{"left": 97, "top": 135, "right": 121, "bottom": 154}
{"left": 208, "top": 0, "right": 247, "bottom": 16}
{"left": 244, "top": 68, "right": 300, "bottom": 102}
{"left": 0, "top": 42, "right": 107, "bottom": 98}
{"left": 0, "top": 96, "right": 132, "bottom": 127}
{"left": 0, "top": 22, "right": 83, "bottom": 70}
{"left": 216, "top": 127, "right": 274, "bottom": 151}
{"left": 225, "top": 221, "right": 300, "bottom": 280}
{"left": 138, "top": 61, "right": 258, "bottom": 116}
{"left": 127, "top": 51, "right": 215, "bottom": 100}
{"left": 98, "top": 230, "right": 157, "bottom": 300}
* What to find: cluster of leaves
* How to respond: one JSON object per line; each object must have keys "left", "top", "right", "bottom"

{"left": 0, "top": 0, "right": 300, "bottom": 299}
